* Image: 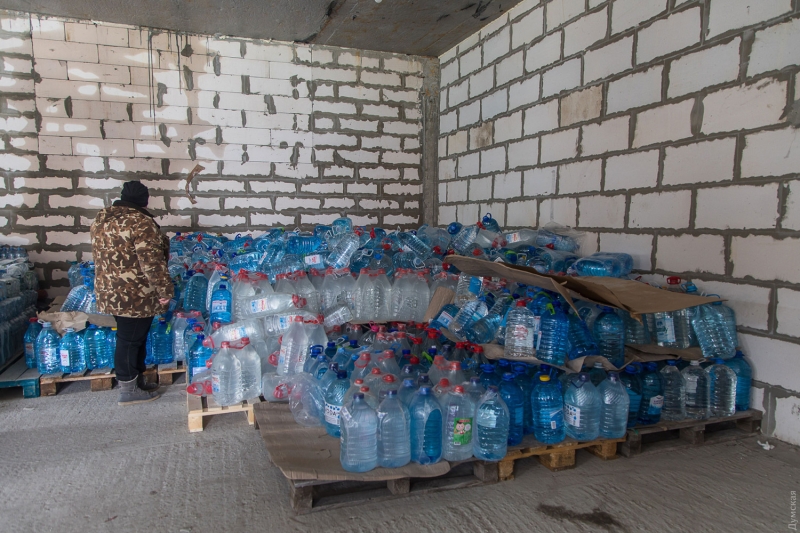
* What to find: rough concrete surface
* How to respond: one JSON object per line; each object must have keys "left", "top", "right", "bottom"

{"left": 1, "top": 382, "right": 797, "bottom": 533}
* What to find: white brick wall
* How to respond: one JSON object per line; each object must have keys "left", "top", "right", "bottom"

{"left": 605, "top": 150, "right": 659, "bottom": 191}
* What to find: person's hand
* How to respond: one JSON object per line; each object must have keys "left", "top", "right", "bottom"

{"left": 159, "top": 298, "right": 171, "bottom": 305}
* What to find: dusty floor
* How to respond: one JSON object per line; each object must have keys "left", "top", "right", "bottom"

{"left": 0, "top": 379, "right": 796, "bottom": 533}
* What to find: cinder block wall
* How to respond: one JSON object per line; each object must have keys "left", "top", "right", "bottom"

{"left": 0, "top": 11, "right": 435, "bottom": 290}
{"left": 437, "top": 0, "right": 800, "bottom": 444}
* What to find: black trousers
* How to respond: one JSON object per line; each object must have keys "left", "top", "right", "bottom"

{"left": 113, "top": 315, "right": 153, "bottom": 382}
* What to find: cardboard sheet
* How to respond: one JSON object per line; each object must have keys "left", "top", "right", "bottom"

{"left": 422, "top": 287, "right": 455, "bottom": 322}
{"left": 254, "top": 402, "right": 451, "bottom": 482}
{"left": 37, "top": 311, "right": 90, "bottom": 335}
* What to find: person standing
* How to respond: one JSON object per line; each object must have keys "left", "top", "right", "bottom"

{"left": 91, "top": 181, "right": 173, "bottom": 405}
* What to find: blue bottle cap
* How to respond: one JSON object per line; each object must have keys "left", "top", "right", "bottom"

{"left": 402, "top": 349, "right": 411, "bottom": 355}
{"left": 327, "top": 341, "right": 336, "bottom": 348}
{"left": 713, "top": 358, "right": 725, "bottom": 364}
{"left": 645, "top": 362, "right": 658, "bottom": 371}
{"left": 353, "top": 392, "right": 365, "bottom": 401}
{"left": 317, "top": 354, "right": 327, "bottom": 361}
{"left": 624, "top": 365, "right": 638, "bottom": 374}
{"left": 419, "top": 386, "right": 432, "bottom": 394}
{"left": 487, "top": 385, "right": 499, "bottom": 393}
{"left": 666, "top": 360, "right": 678, "bottom": 366}
{"left": 402, "top": 378, "right": 415, "bottom": 387}
{"left": 469, "top": 376, "right": 481, "bottom": 384}
{"left": 349, "top": 340, "right": 359, "bottom": 347}
{"left": 428, "top": 347, "right": 438, "bottom": 356}
{"left": 336, "top": 370, "right": 348, "bottom": 379}
{"left": 502, "top": 372, "right": 515, "bottom": 381}
{"left": 480, "top": 364, "right": 494, "bottom": 373}
{"left": 498, "top": 359, "right": 510, "bottom": 368}
{"left": 386, "top": 389, "right": 398, "bottom": 397}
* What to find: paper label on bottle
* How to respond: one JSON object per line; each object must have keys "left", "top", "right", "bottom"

{"left": 324, "top": 402, "right": 342, "bottom": 425}
{"left": 565, "top": 405, "right": 581, "bottom": 428}
{"left": 535, "top": 331, "right": 543, "bottom": 351}
{"left": 655, "top": 315, "right": 676, "bottom": 343}
{"left": 685, "top": 378, "right": 698, "bottom": 394}
{"left": 211, "top": 373, "right": 220, "bottom": 393}
{"left": 59, "top": 349, "right": 70, "bottom": 367}
{"left": 250, "top": 298, "right": 270, "bottom": 313}
{"left": 211, "top": 300, "right": 228, "bottom": 313}
{"left": 304, "top": 254, "right": 322, "bottom": 266}
{"left": 507, "top": 232, "right": 521, "bottom": 244}
{"left": 648, "top": 395, "right": 664, "bottom": 415}
{"left": 25, "top": 342, "right": 34, "bottom": 355}
{"left": 452, "top": 417, "right": 473, "bottom": 446}
{"left": 437, "top": 311, "right": 454, "bottom": 328}
{"left": 278, "top": 315, "right": 297, "bottom": 330}
{"left": 511, "top": 324, "right": 533, "bottom": 345}
{"left": 549, "top": 408, "right": 564, "bottom": 430}
{"left": 278, "top": 345, "right": 288, "bottom": 367}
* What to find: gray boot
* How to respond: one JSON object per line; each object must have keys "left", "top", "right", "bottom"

{"left": 118, "top": 377, "right": 160, "bottom": 405}
{"left": 138, "top": 374, "right": 159, "bottom": 393}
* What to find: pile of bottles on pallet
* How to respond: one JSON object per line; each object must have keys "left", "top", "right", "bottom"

{"left": 0, "top": 246, "right": 39, "bottom": 367}
{"left": 60, "top": 261, "right": 102, "bottom": 314}
{"left": 131, "top": 214, "right": 752, "bottom": 472}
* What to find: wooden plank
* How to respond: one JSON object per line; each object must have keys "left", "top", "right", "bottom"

{"left": 0, "top": 357, "right": 34, "bottom": 384}
{"left": 290, "top": 483, "right": 313, "bottom": 512}
{"left": 584, "top": 440, "right": 619, "bottom": 461}
{"left": 538, "top": 449, "right": 576, "bottom": 471}
{"left": 387, "top": 478, "right": 410, "bottom": 495}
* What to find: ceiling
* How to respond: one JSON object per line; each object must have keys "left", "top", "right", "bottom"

{"left": 3, "top": 0, "right": 519, "bottom": 57}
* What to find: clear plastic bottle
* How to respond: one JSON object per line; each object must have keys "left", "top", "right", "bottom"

{"left": 473, "top": 386, "right": 510, "bottom": 461}
{"left": 707, "top": 358, "right": 736, "bottom": 417}
{"left": 531, "top": 375, "right": 565, "bottom": 444}
{"left": 376, "top": 389, "right": 411, "bottom": 468}
{"left": 324, "top": 370, "right": 351, "bottom": 438}
{"left": 682, "top": 360, "right": 710, "bottom": 420}
{"left": 724, "top": 351, "right": 752, "bottom": 411}
{"left": 464, "top": 376, "right": 486, "bottom": 405}
{"left": 105, "top": 327, "right": 117, "bottom": 368}
{"left": 326, "top": 233, "right": 360, "bottom": 270}
{"left": 451, "top": 225, "right": 480, "bottom": 255}
{"left": 537, "top": 303, "right": 569, "bottom": 366}
{"left": 467, "top": 294, "right": 513, "bottom": 344}
{"left": 454, "top": 273, "right": 482, "bottom": 306}
{"left": 211, "top": 341, "right": 241, "bottom": 406}
{"left": 58, "top": 327, "right": 86, "bottom": 374}
{"left": 277, "top": 317, "right": 309, "bottom": 376}
{"left": 23, "top": 317, "right": 41, "bottom": 369}
{"left": 568, "top": 311, "right": 599, "bottom": 359}
{"left": 451, "top": 299, "right": 489, "bottom": 341}
{"left": 564, "top": 373, "right": 601, "bottom": 441}
{"left": 209, "top": 283, "right": 233, "bottom": 324}
{"left": 636, "top": 362, "right": 665, "bottom": 426}
{"left": 597, "top": 373, "right": 629, "bottom": 439}
{"left": 151, "top": 318, "right": 173, "bottom": 365}
{"left": 236, "top": 338, "right": 262, "bottom": 401}
{"left": 504, "top": 301, "right": 537, "bottom": 358}
{"left": 624, "top": 312, "right": 650, "bottom": 345}
{"left": 409, "top": 386, "right": 443, "bottom": 465}
{"left": 692, "top": 304, "right": 736, "bottom": 360}
{"left": 441, "top": 386, "right": 476, "bottom": 461}
{"left": 593, "top": 307, "right": 625, "bottom": 368}
{"left": 339, "top": 393, "right": 379, "bottom": 473}
{"left": 183, "top": 270, "right": 209, "bottom": 312}
{"left": 659, "top": 360, "right": 686, "bottom": 421}
{"left": 619, "top": 365, "right": 643, "bottom": 428}
{"left": 188, "top": 336, "right": 214, "bottom": 383}
{"left": 398, "top": 378, "right": 417, "bottom": 408}
{"left": 84, "top": 324, "right": 109, "bottom": 369}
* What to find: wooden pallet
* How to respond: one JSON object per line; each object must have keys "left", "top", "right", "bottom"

{"left": 156, "top": 360, "right": 187, "bottom": 385}
{"left": 39, "top": 367, "right": 115, "bottom": 396}
{"left": 498, "top": 435, "right": 625, "bottom": 481}
{"left": 289, "top": 459, "right": 498, "bottom": 514}
{"left": 0, "top": 354, "right": 41, "bottom": 398}
{"left": 620, "top": 409, "right": 762, "bottom": 458}
{"left": 186, "top": 393, "right": 261, "bottom": 433}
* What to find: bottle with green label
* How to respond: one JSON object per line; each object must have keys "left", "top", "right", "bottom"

{"left": 442, "top": 385, "right": 476, "bottom": 461}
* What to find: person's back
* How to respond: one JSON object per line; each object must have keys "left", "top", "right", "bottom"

{"left": 90, "top": 181, "right": 173, "bottom": 405}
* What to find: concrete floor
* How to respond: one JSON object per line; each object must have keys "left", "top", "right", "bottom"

{"left": 0, "top": 381, "right": 796, "bottom": 533}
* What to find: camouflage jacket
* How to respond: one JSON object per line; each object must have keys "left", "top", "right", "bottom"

{"left": 90, "top": 201, "right": 173, "bottom": 318}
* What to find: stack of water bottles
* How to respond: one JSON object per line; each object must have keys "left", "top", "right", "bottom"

{"left": 61, "top": 262, "right": 102, "bottom": 314}
{"left": 24, "top": 318, "right": 117, "bottom": 375}
{"left": 0, "top": 249, "right": 39, "bottom": 367}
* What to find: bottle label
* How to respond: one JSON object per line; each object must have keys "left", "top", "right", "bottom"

{"left": 648, "top": 395, "right": 664, "bottom": 415}
{"left": 278, "top": 345, "right": 288, "bottom": 367}
{"left": 59, "top": 349, "right": 70, "bottom": 367}
{"left": 211, "top": 373, "right": 220, "bottom": 393}
{"left": 549, "top": 408, "right": 564, "bottom": 430}
{"left": 211, "top": 300, "right": 228, "bottom": 313}
{"left": 437, "top": 311, "right": 454, "bottom": 328}
{"left": 452, "top": 417, "right": 473, "bottom": 446}
{"left": 565, "top": 405, "right": 581, "bottom": 428}
{"left": 511, "top": 324, "right": 533, "bottom": 346}
{"left": 250, "top": 298, "right": 270, "bottom": 313}
{"left": 25, "top": 342, "right": 34, "bottom": 355}
{"left": 191, "top": 367, "right": 205, "bottom": 379}
{"left": 655, "top": 315, "right": 676, "bottom": 343}
{"left": 304, "top": 254, "right": 322, "bottom": 266}
{"left": 685, "top": 379, "right": 698, "bottom": 394}
{"left": 324, "top": 402, "right": 342, "bottom": 425}
{"left": 507, "top": 232, "right": 521, "bottom": 244}
{"left": 401, "top": 244, "right": 412, "bottom": 253}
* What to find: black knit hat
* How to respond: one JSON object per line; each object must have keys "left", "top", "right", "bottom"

{"left": 120, "top": 181, "right": 149, "bottom": 207}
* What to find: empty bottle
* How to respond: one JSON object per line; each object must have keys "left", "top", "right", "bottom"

{"left": 209, "top": 283, "right": 233, "bottom": 324}
{"left": 450, "top": 299, "right": 488, "bottom": 341}
{"left": 473, "top": 386, "right": 510, "bottom": 461}
{"left": 537, "top": 303, "right": 569, "bottom": 366}
{"left": 504, "top": 301, "right": 537, "bottom": 358}
{"left": 692, "top": 304, "right": 736, "bottom": 360}
{"left": 151, "top": 318, "right": 173, "bottom": 365}
{"left": 725, "top": 351, "right": 752, "bottom": 411}
{"left": 597, "top": 373, "right": 629, "bottom": 439}
{"left": 84, "top": 324, "right": 109, "bottom": 369}
{"left": 59, "top": 327, "right": 86, "bottom": 374}
{"left": 211, "top": 341, "right": 241, "bottom": 406}
{"left": 188, "top": 336, "right": 214, "bottom": 383}
{"left": 277, "top": 317, "right": 309, "bottom": 376}
{"left": 636, "top": 363, "right": 664, "bottom": 426}
{"left": 236, "top": 338, "right": 262, "bottom": 401}
{"left": 467, "top": 294, "right": 513, "bottom": 344}
{"left": 659, "top": 360, "right": 686, "bottom": 421}
{"left": 183, "top": 270, "right": 209, "bottom": 313}
{"left": 23, "top": 317, "right": 41, "bottom": 369}
{"left": 511, "top": 364, "right": 534, "bottom": 435}
{"left": 682, "top": 360, "right": 710, "bottom": 419}
{"left": 376, "top": 389, "right": 411, "bottom": 468}
{"left": 707, "top": 358, "right": 736, "bottom": 417}
{"left": 619, "top": 365, "right": 643, "bottom": 428}
{"left": 431, "top": 303, "right": 460, "bottom": 330}
{"left": 398, "top": 378, "right": 417, "bottom": 407}
{"left": 327, "top": 233, "right": 360, "bottom": 270}
{"left": 564, "top": 373, "right": 601, "bottom": 441}
{"left": 624, "top": 312, "right": 650, "bottom": 345}
{"left": 499, "top": 372, "right": 524, "bottom": 446}
{"left": 409, "top": 386, "right": 443, "bottom": 464}
{"left": 339, "top": 393, "right": 379, "bottom": 473}
{"left": 531, "top": 375, "right": 565, "bottom": 444}
{"left": 451, "top": 225, "right": 480, "bottom": 255}
{"left": 324, "top": 370, "right": 351, "bottom": 438}
{"left": 568, "top": 311, "right": 599, "bottom": 359}
{"left": 105, "top": 328, "right": 117, "bottom": 368}
{"left": 441, "top": 386, "right": 476, "bottom": 461}
{"left": 478, "top": 364, "right": 501, "bottom": 389}
{"left": 593, "top": 307, "right": 625, "bottom": 368}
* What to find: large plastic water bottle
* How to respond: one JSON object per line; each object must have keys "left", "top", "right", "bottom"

{"left": 183, "top": 270, "right": 209, "bottom": 313}
{"left": 531, "top": 375, "right": 565, "bottom": 444}
{"left": 597, "top": 372, "right": 629, "bottom": 438}
{"left": 209, "top": 283, "right": 233, "bottom": 324}
{"left": 376, "top": 389, "right": 411, "bottom": 467}
{"left": 286, "top": 235, "right": 322, "bottom": 255}
{"left": 682, "top": 360, "right": 710, "bottom": 419}
{"left": 707, "top": 358, "right": 736, "bottom": 417}
{"left": 567, "top": 311, "right": 599, "bottom": 359}
{"left": 593, "top": 307, "right": 625, "bottom": 368}
{"left": 564, "top": 373, "right": 601, "bottom": 441}
{"left": 498, "top": 372, "right": 524, "bottom": 446}
{"left": 151, "top": 318, "right": 173, "bottom": 365}
{"left": 59, "top": 327, "right": 86, "bottom": 374}
{"left": 624, "top": 312, "right": 650, "bottom": 344}
{"left": 725, "top": 351, "right": 752, "bottom": 411}
{"left": 83, "top": 324, "right": 108, "bottom": 369}
{"left": 450, "top": 299, "right": 488, "bottom": 341}
{"left": 619, "top": 365, "right": 643, "bottom": 428}
{"left": 511, "top": 364, "right": 533, "bottom": 434}
{"left": 441, "top": 386, "right": 476, "bottom": 461}
{"left": 277, "top": 317, "right": 309, "bottom": 376}
{"left": 451, "top": 224, "right": 480, "bottom": 255}
{"left": 23, "top": 317, "right": 41, "bottom": 369}
{"left": 409, "top": 386, "right": 443, "bottom": 464}
{"left": 473, "top": 386, "right": 510, "bottom": 461}
{"left": 339, "top": 393, "right": 379, "bottom": 473}
{"left": 454, "top": 273, "right": 482, "bottom": 306}
{"left": 235, "top": 338, "right": 262, "bottom": 401}
{"left": 211, "top": 341, "right": 241, "bottom": 406}
{"left": 467, "top": 294, "right": 513, "bottom": 344}
{"left": 105, "top": 327, "right": 117, "bottom": 368}
{"left": 692, "top": 304, "right": 736, "bottom": 360}
{"left": 659, "top": 360, "right": 686, "bottom": 421}
{"left": 636, "top": 362, "right": 664, "bottom": 425}
{"left": 504, "top": 301, "right": 537, "bottom": 358}
{"left": 588, "top": 362, "right": 607, "bottom": 386}
{"left": 188, "top": 336, "right": 213, "bottom": 382}
{"left": 537, "top": 303, "right": 569, "bottom": 365}
{"left": 324, "top": 370, "right": 351, "bottom": 438}
{"left": 327, "top": 233, "right": 360, "bottom": 270}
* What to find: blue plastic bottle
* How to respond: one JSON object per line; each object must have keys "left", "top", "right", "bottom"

{"left": 340, "top": 393, "right": 379, "bottom": 473}
{"left": 105, "top": 327, "right": 117, "bottom": 368}
{"left": 473, "top": 386, "right": 510, "bottom": 461}
{"left": 409, "top": 386, "right": 443, "bottom": 464}
{"left": 619, "top": 365, "right": 643, "bottom": 428}
{"left": 36, "top": 322, "right": 61, "bottom": 374}
{"left": 563, "top": 373, "right": 601, "bottom": 441}
{"left": 568, "top": 312, "right": 599, "bottom": 359}
{"left": 481, "top": 213, "right": 502, "bottom": 233}
{"left": 531, "top": 375, "right": 565, "bottom": 444}
{"left": 286, "top": 235, "right": 322, "bottom": 255}
{"left": 152, "top": 318, "right": 174, "bottom": 365}
{"left": 725, "top": 351, "right": 752, "bottom": 411}
{"left": 209, "top": 283, "right": 233, "bottom": 324}
{"left": 83, "top": 324, "right": 107, "bottom": 370}
{"left": 188, "top": 335, "right": 214, "bottom": 383}
{"left": 478, "top": 364, "right": 501, "bottom": 389}
{"left": 498, "top": 372, "right": 525, "bottom": 446}
{"left": 597, "top": 372, "right": 629, "bottom": 438}
{"left": 636, "top": 362, "right": 665, "bottom": 426}
{"left": 593, "top": 307, "right": 626, "bottom": 368}
{"left": 183, "top": 270, "right": 209, "bottom": 313}
{"left": 58, "top": 327, "right": 86, "bottom": 374}
{"left": 512, "top": 364, "right": 534, "bottom": 434}
{"left": 23, "top": 317, "right": 41, "bottom": 369}
{"left": 537, "top": 303, "right": 569, "bottom": 366}
{"left": 323, "top": 370, "right": 351, "bottom": 438}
